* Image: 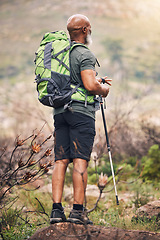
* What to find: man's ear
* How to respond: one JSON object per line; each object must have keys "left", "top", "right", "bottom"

{"left": 82, "top": 27, "right": 87, "bottom": 33}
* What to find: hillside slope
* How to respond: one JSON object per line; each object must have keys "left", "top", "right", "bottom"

{"left": 0, "top": 0, "right": 160, "bottom": 81}
{"left": 0, "top": 0, "right": 160, "bottom": 137}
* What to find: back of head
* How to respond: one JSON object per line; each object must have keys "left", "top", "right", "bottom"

{"left": 67, "top": 14, "right": 91, "bottom": 41}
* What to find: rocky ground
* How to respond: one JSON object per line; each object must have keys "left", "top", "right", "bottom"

{"left": 133, "top": 200, "right": 160, "bottom": 224}
{"left": 29, "top": 222, "right": 160, "bottom": 240}
{"left": 29, "top": 200, "right": 160, "bottom": 240}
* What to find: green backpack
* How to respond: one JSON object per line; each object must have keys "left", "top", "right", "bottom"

{"left": 34, "top": 30, "right": 95, "bottom": 109}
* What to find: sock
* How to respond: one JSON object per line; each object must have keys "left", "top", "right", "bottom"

{"left": 73, "top": 204, "right": 83, "bottom": 211}
{"left": 52, "top": 203, "right": 62, "bottom": 210}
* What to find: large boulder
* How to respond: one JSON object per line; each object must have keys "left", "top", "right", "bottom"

{"left": 29, "top": 222, "right": 160, "bottom": 240}
{"left": 132, "top": 200, "right": 160, "bottom": 225}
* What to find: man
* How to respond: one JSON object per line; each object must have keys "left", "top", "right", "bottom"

{"left": 50, "top": 14, "right": 111, "bottom": 224}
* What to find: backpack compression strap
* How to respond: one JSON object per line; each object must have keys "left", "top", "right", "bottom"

{"left": 52, "top": 45, "right": 70, "bottom": 71}
{"left": 44, "top": 42, "right": 70, "bottom": 71}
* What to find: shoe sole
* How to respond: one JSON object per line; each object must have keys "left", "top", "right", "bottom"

{"left": 50, "top": 218, "right": 66, "bottom": 224}
{"left": 67, "top": 218, "right": 85, "bottom": 224}
{"left": 68, "top": 218, "right": 93, "bottom": 225}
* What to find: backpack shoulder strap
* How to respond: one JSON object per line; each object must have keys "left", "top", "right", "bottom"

{"left": 70, "top": 42, "right": 89, "bottom": 52}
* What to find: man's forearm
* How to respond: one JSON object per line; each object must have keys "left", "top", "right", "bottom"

{"left": 89, "top": 81, "right": 109, "bottom": 97}
{"left": 81, "top": 69, "right": 110, "bottom": 97}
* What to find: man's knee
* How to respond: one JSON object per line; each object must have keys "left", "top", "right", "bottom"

{"left": 54, "top": 159, "right": 69, "bottom": 169}
{"left": 73, "top": 158, "right": 88, "bottom": 174}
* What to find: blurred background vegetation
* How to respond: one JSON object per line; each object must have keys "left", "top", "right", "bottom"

{"left": 0, "top": 0, "right": 160, "bottom": 137}
{"left": 0, "top": 0, "right": 160, "bottom": 239}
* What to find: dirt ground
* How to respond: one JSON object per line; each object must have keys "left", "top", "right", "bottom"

{"left": 29, "top": 222, "right": 160, "bottom": 240}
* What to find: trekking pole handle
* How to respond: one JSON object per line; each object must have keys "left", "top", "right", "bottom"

{"left": 101, "top": 78, "right": 106, "bottom": 84}
{"left": 101, "top": 77, "right": 112, "bottom": 86}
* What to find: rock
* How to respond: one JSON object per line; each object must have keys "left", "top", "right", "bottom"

{"left": 132, "top": 200, "right": 160, "bottom": 224}
{"left": 39, "top": 184, "right": 105, "bottom": 199}
{"left": 27, "top": 179, "right": 45, "bottom": 189}
{"left": 29, "top": 222, "right": 160, "bottom": 240}
{"left": 39, "top": 183, "right": 52, "bottom": 193}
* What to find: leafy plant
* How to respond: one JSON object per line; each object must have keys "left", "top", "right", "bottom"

{"left": 131, "top": 180, "right": 151, "bottom": 209}
{"left": 1, "top": 221, "right": 37, "bottom": 240}
{"left": 0, "top": 131, "right": 53, "bottom": 204}
{"left": 142, "top": 144, "right": 160, "bottom": 182}
{"left": 1, "top": 207, "right": 22, "bottom": 230}
{"left": 88, "top": 173, "right": 97, "bottom": 184}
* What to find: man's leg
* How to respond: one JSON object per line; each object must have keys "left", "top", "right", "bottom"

{"left": 72, "top": 158, "right": 88, "bottom": 205}
{"left": 50, "top": 158, "right": 69, "bottom": 224}
{"left": 67, "top": 158, "right": 93, "bottom": 224}
{"left": 52, "top": 159, "right": 69, "bottom": 203}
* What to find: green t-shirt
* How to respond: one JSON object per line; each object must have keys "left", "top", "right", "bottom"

{"left": 54, "top": 43, "right": 97, "bottom": 119}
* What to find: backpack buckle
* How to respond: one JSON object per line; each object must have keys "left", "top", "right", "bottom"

{"left": 34, "top": 74, "right": 41, "bottom": 82}
{"left": 94, "top": 96, "right": 100, "bottom": 111}
{"left": 64, "top": 101, "right": 73, "bottom": 111}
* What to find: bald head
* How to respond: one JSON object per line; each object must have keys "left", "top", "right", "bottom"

{"left": 67, "top": 14, "right": 90, "bottom": 32}
{"left": 67, "top": 14, "right": 91, "bottom": 44}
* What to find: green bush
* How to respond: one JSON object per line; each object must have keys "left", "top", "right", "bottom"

{"left": 97, "top": 161, "right": 117, "bottom": 177}
{"left": 1, "top": 222, "right": 37, "bottom": 240}
{"left": 142, "top": 144, "right": 160, "bottom": 182}
{"left": 132, "top": 186, "right": 151, "bottom": 209}
{"left": 88, "top": 173, "right": 98, "bottom": 184}
{"left": 126, "top": 156, "right": 138, "bottom": 167}
{"left": 1, "top": 207, "right": 22, "bottom": 229}
{"left": 117, "top": 163, "right": 137, "bottom": 181}
{"left": 87, "top": 167, "right": 96, "bottom": 175}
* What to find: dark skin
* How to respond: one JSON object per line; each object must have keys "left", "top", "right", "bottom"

{"left": 52, "top": 14, "right": 112, "bottom": 205}
{"left": 67, "top": 14, "right": 112, "bottom": 97}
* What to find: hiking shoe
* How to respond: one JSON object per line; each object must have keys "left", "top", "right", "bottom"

{"left": 67, "top": 209, "right": 93, "bottom": 225}
{"left": 50, "top": 208, "right": 67, "bottom": 224}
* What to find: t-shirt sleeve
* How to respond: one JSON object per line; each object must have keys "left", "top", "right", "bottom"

{"left": 80, "top": 50, "right": 96, "bottom": 72}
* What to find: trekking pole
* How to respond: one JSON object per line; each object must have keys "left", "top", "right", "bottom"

{"left": 99, "top": 95, "right": 119, "bottom": 205}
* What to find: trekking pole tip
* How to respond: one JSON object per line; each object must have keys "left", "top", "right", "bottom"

{"left": 116, "top": 195, "right": 119, "bottom": 205}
